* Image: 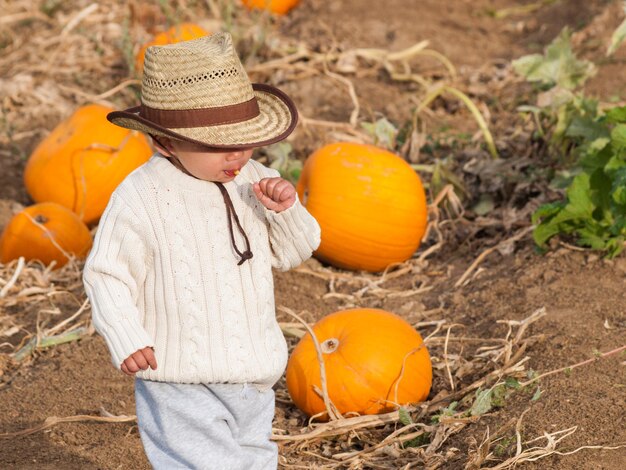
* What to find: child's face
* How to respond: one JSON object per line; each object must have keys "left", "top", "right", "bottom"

{"left": 157, "top": 138, "right": 254, "bottom": 182}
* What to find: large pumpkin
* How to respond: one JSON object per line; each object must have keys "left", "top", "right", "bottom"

{"left": 0, "top": 202, "right": 93, "bottom": 268}
{"left": 286, "top": 308, "right": 432, "bottom": 419}
{"left": 296, "top": 142, "right": 428, "bottom": 272}
{"left": 24, "top": 104, "right": 152, "bottom": 225}
{"left": 135, "top": 23, "right": 209, "bottom": 73}
{"left": 241, "top": 0, "right": 299, "bottom": 15}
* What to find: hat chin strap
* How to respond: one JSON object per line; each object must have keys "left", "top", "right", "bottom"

{"left": 214, "top": 183, "right": 253, "bottom": 266}
{"left": 168, "top": 155, "right": 253, "bottom": 266}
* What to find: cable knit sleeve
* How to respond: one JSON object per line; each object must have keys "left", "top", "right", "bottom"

{"left": 83, "top": 192, "right": 154, "bottom": 369}
{"left": 264, "top": 192, "right": 321, "bottom": 272}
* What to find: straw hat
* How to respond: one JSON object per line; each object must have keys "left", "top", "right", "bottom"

{"left": 107, "top": 32, "right": 297, "bottom": 150}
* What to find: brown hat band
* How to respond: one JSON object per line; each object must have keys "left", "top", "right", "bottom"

{"left": 139, "top": 97, "right": 260, "bottom": 129}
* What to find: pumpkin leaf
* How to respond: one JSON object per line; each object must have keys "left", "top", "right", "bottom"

{"left": 505, "top": 377, "right": 521, "bottom": 390}
{"left": 398, "top": 407, "right": 413, "bottom": 426}
{"left": 605, "top": 106, "right": 626, "bottom": 124}
{"left": 532, "top": 103, "right": 626, "bottom": 256}
{"left": 610, "top": 124, "right": 626, "bottom": 152}
{"left": 402, "top": 432, "right": 431, "bottom": 448}
{"left": 470, "top": 388, "right": 493, "bottom": 416}
{"left": 491, "top": 384, "right": 508, "bottom": 408}
{"left": 360, "top": 117, "right": 398, "bottom": 150}
{"left": 513, "top": 28, "right": 596, "bottom": 90}
{"left": 431, "top": 401, "right": 459, "bottom": 424}
{"left": 264, "top": 142, "right": 302, "bottom": 184}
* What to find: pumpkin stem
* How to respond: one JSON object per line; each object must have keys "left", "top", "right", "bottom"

{"left": 321, "top": 338, "right": 339, "bottom": 354}
{"left": 34, "top": 215, "right": 48, "bottom": 224}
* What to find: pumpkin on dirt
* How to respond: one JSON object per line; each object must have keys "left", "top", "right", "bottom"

{"left": 241, "top": 0, "right": 299, "bottom": 15}
{"left": 0, "top": 202, "right": 93, "bottom": 268}
{"left": 296, "top": 142, "right": 428, "bottom": 272}
{"left": 285, "top": 308, "right": 432, "bottom": 419}
{"left": 135, "top": 23, "right": 210, "bottom": 73}
{"left": 23, "top": 104, "right": 152, "bottom": 225}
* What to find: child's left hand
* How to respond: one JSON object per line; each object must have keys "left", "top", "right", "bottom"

{"left": 253, "top": 177, "right": 296, "bottom": 213}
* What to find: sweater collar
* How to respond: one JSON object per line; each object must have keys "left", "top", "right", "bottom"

{"left": 148, "top": 153, "right": 253, "bottom": 265}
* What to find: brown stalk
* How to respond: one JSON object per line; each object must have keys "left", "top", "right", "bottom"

{"left": 277, "top": 306, "right": 343, "bottom": 421}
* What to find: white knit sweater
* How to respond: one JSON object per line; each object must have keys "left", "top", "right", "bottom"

{"left": 83, "top": 154, "right": 321, "bottom": 387}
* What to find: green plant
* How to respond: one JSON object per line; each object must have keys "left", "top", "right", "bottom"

{"left": 532, "top": 106, "right": 626, "bottom": 256}
{"left": 513, "top": 28, "right": 597, "bottom": 156}
{"left": 264, "top": 142, "right": 301, "bottom": 184}
{"left": 514, "top": 26, "right": 626, "bottom": 255}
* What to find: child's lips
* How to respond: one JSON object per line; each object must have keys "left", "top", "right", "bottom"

{"left": 224, "top": 168, "right": 239, "bottom": 177}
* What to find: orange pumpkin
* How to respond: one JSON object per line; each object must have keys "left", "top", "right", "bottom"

{"left": 24, "top": 104, "right": 152, "bottom": 225}
{"left": 0, "top": 202, "right": 93, "bottom": 268}
{"left": 135, "top": 23, "right": 209, "bottom": 73}
{"left": 286, "top": 308, "right": 432, "bottom": 418}
{"left": 241, "top": 0, "right": 299, "bottom": 15}
{"left": 296, "top": 142, "right": 428, "bottom": 272}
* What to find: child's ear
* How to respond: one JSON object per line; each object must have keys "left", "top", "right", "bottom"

{"left": 151, "top": 135, "right": 175, "bottom": 157}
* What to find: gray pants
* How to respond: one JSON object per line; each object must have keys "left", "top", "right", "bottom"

{"left": 135, "top": 379, "right": 278, "bottom": 470}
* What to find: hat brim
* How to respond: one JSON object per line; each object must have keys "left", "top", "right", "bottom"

{"left": 107, "top": 83, "right": 297, "bottom": 151}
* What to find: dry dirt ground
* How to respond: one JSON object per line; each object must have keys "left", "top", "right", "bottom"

{"left": 1, "top": 0, "right": 625, "bottom": 469}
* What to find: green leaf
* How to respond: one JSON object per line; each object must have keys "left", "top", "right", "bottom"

{"left": 398, "top": 407, "right": 412, "bottom": 426}
{"left": 512, "top": 53, "right": 545, "bottom": 82}
{"left": 360, "top": 117, "right": 398, "bottom": 150}
{"left": 588, "top": 137, "right": 611, "bottom": 154}
{"left": 607, "top": 4, "right": 626, "bottom": 56}
{"left": 473, "top": 194, "right": 495, "bottom": 216}
{"left": 532, "top": 174, "right": 595, "bottom": 247}
{"left": 537, "top": 87, "right": 576, "bottom": 109}
{"left": 470, "top": 388, "right": 493, "bottom": 416}
{"left": 605, "top": 237, "right": 626, "bottom": 257}
{"left": 580, "top": 143, "right": 613, "bottom": 173}
{"left": 566, "top": 173, "right": 594, "bottom": 215}
{"left": 491, "top": 384, "right": 507, "bottom": 408}
{"left": 265, "top": 142, "right": 303, "bottom": 184}
{"left": 567, "top": 116, "right": 609, "bottom": 142}
{"left": 505, "top": 377, "right": 522, "bottom": 389}
{"left": 605, "top": 106, "right": 626, "bottom": 124}
{"left": 532, "top": 202, "right": 568, "bottom": 247}
{"left": 430, "top": 401, "right": 458, "bottom": 424}
{"left": 577, "top": 226, "right": 610, "bottom": 250}
{"left": 531, "top": 387, "right": 542, "bottom": 401}
{"left": 611, "top": 124, "right": 626, "bottom": 152}
{"left": 402, "top": 432, "right": 430, "bottom": 448}
{"left": 513, "top": 28, "right": 596, "bottom": 90}
{"left": 611, "top": 167, "right": 626, "bottom": 205}
{"left": 533, "top": 218, "right": 569, "bottom": 247}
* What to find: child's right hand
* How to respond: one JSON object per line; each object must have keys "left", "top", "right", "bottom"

{"left": 121, "top": 347, "right": 157, "bottom": 376}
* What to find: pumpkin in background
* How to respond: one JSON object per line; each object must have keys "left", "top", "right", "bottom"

{"left": 0, "top": 202, "right": 93, "bottom": 268}
{"left": 241, "top": 0, "right": 299, "bottom": 15}
{"left": 24, "top": 104, "right": 152, "bottom": 225}
{"left": 135, "top": 23, "right": 209, "bottom": 73}
{"left": 296, "top": 142, "right": 428, "bottom": 272}
{"left": 286, "top": 308, "right": 432, "bottom": 418}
